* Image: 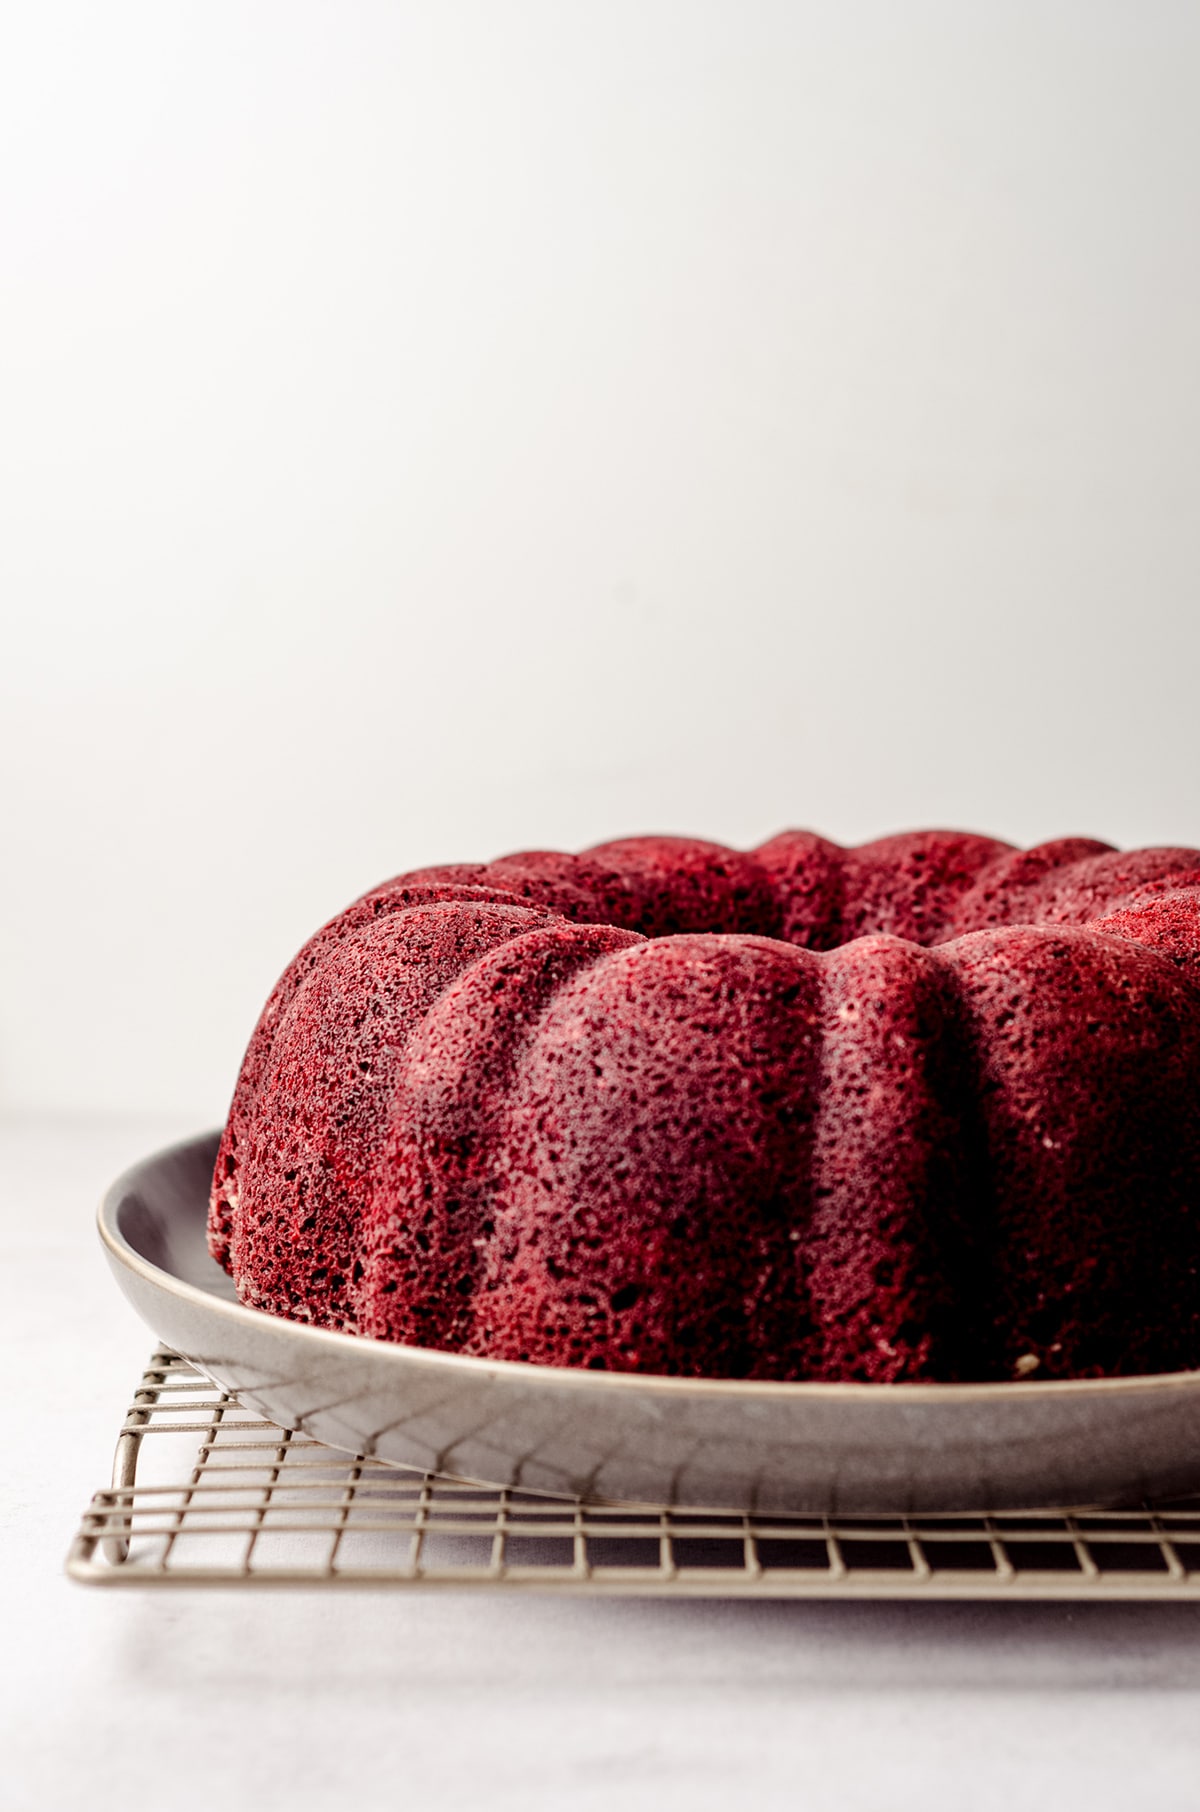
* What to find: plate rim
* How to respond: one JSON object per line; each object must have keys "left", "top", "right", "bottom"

{"left": 100, "top": 1128, "right": 1200, "bottom": 1408}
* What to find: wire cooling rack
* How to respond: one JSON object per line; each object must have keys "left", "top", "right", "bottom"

{"left": 68, "top": 1348, "right": 1200, "bottom": 1598}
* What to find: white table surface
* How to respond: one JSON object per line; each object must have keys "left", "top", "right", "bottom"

{"left": 4, "top": 1113, "right": 1200, "bottom": 1812}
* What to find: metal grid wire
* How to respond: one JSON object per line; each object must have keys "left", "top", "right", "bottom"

{"left": 67, "top": 1348, "right": 1200, "bottom": 1597}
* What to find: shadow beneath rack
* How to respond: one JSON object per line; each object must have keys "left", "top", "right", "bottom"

{"left": 112, "top": 1591, "right": 1200, "bottom": 1698}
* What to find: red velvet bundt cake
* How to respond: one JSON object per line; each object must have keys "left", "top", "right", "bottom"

{"left": 209, "top": 831, "right": 1200, "bottom": 1384}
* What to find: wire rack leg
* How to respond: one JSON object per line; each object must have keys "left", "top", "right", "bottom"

{"left": 102, "top": 1352, "right": 174, "bottom": 1564}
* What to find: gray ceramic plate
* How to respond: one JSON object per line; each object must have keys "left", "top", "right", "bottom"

{"left": 99, "top": 1131, "right": 1200, "bottom": 1514}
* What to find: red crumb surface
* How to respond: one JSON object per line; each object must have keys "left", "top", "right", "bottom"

{"left": 211, "top": 829, "right": 1200, "bottom": 1383}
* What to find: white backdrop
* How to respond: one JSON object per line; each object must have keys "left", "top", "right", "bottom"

{"left": 4, "top": 0, "right": 1199, "bottom": 1120}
